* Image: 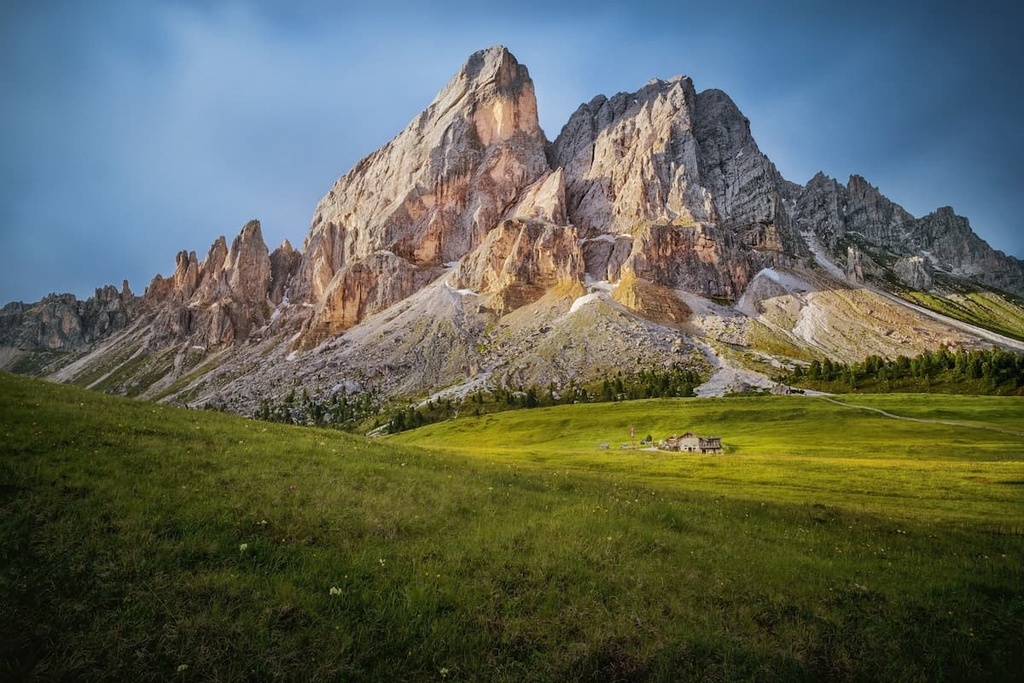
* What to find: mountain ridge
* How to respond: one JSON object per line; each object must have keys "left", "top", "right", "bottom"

{"left": 3, "top": 45, "right": 1023, "bottom": 413}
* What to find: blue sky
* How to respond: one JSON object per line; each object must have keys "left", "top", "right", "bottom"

{"left": 2, "top": 0, "right": 1022, "bottom": 303}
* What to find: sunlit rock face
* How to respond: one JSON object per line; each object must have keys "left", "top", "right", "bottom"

{"left": 6, "top": 45, "right": 1024, "bottom": 409}
{"left": 143, "top": 220, "right": 272, "bottom": 348}
{"left": 452, "top": 219, "right": 584, "bottom": 315}
{"left": 294, "top": 45, "right": 552, "bottom": 339}
{"left": 550, "top": 76, "right": 797, "bottom": 299}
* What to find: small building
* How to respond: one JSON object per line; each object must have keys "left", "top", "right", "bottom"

{"left": 659, "top": 432, "right": 723, "bottom": 454}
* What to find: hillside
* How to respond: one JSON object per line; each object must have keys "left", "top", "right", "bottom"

{"left": 2, "top": 373, "right": 1023, "bottom": 679}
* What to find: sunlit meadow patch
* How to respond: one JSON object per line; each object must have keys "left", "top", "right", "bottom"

{"left": 1, "top": 374, "right": 1022, "bottom": 680}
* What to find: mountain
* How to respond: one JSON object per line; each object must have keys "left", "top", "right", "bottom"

{"left": 3, "top": 45, "right": 1024, "bottom": 413}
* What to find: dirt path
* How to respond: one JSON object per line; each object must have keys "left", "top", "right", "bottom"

{"left": 818, "top": 396, "right": 1024, "bottom": 437}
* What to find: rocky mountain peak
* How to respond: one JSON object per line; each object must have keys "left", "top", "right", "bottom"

{"left": 0, "top": 283, "right": 137, "bottom": 351}
{"left": 550, "top": 72, "right": 797, "bottom": 300}
{"left": 794, "top": 172, "right": 1024, "bottom": 294}
{"left": 552, "top": 74, "right": 704, "bottom": 236}
{"left": 461, "top": 45, "right": 524, "bottom": 92}
{"left": 269, "top": 239, "right": 301, "bottom": 305}
{"left": 294, "top": 45, "right": 551, "bottom": 341}
{"left": 141, "top": 220, "right": 274, "bottom": 348}
{"left": 225, "top": 219, "right": 271, "bottom": 303}
{"left": 5, "top": 46, "right": 1024, "bottom": 409}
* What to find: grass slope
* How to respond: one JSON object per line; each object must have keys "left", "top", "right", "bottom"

{"left": 2, "top": 374, "right": 1023, "bottom": 681}
{"left": 394, "top": 395, "right": 1024, "bottom": 526}
{"left": 901, "top": 288, "right": 1024, "bottom": 342}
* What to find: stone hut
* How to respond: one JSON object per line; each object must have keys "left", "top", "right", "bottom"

{"left": 659, "top": 432, "right": 723, "bottom": 454}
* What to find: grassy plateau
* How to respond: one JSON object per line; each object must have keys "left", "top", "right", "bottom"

{"left": 2, "top": 372, "right": 1023, "bottom": 681}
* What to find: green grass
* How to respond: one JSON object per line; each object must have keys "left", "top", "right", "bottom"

{"left": 393, "top": 395, "right": 1024, "bottom": 526}
{"left": 745, "top": 320, "right": 821, "bottom": 363}
{"left": 2, "top": 374, "right": 1023, "bottom": 680}
{"left": 4, "top": 349, "right": 83, "bottom": 376}
{"left": 901, "top": 288, "right": 1024, "bottom": 342}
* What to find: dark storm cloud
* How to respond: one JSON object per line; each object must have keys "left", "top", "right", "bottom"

{"left": 1, "top": 0, "right": 1021, "bottom": 303}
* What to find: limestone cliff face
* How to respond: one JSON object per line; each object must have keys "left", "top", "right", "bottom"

{"left": 794, "top": 173, "right": 912, "bottom": 251}
{"left": 692, "top": 88, "right": 800, "bottom": 254}
{"left": 611, "top": 271, "right": 691, "bottom": 326}
{"left": 144, "top": 219, "right": 272, "bottom": 347}
{"left": 0, "top": 282, "right": 136, "bottom": 351}
{"left": 295, "top": 45, "right": 551, "bottom": 338}
{"left": 552, "top": 77, "right": 714, "bottom": 237}
{"left": 269, "top": 240, "right": 301, "bottom": 305}
{"left": 6, "top": 46, "right": 1024, "bottom": 405}
{"left": 302, "top": 252, "right": 438, "bottom": 345}
{"left": 452, "top": 219, "right": 584, "bottom": 314}
{"left": 550, "top": 76, "right": 796, "bottom": 299}
{"left": 893, "top": 255, "right": 932, "bottom": 290}
{"left": 909, "top": 208, "right": 1024, "bottom": 293}
{"left": 623, "top": 223, "right": 753, "bottom": 299}
{"left": 795, "top": 175, "right": 1024, "bottom": 294}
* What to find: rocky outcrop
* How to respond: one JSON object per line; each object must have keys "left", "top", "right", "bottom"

{"left": 795, "top": 175, "right": 1024, "bottom": 295}
{"left": 582, "top": 234, "right": 633, "bottom": 282}
{"left": 550, "top": 75, "right": 796, "bottom": 300}
{"left": 453, "top": 219, "right": 584, "bottom": 314}
{"left": 510, "top": 169, "right": 568, "bottom": 224}
{"left": 299, "top": 251, "right": 438, "bottom": 346}
{"left": 269, "top": 240, "right": 301, "bottom": 305}
{"left": 295, "top": 46, "right": 551, "bottom": 337}
{"left": 621, "top": 223, "right": 754, "bottom": 300}
{"left": 893, "top": 255, "right": 933, "bottom": 290}
{"left": 144, "top": 220, "right": 273, "bottom": 348}
{"left": 908, "top": 208, "right": 1024, "bottom": 293}
{"left": 794, "top": 173, "right": 913, "bottom": 252}
{"left": 846, "top": 246, "right": 865, "bottom": 284}
{"left": 611, "top": 272, "right": 691, "bottom": 326}
{"left": 692, "top": 89, "right": 801, "bottom": 254}
{"left": 0, "top": 282, "right": 136, "bottom": 351}
{"left": 552, "top": 77, "right": 716, "bottom": 236}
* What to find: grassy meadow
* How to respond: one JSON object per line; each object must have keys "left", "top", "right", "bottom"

{"left": 2, "top": 372, "right": 1023, "bottom": 680}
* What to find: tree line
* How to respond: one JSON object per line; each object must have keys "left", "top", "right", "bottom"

{"left": 783, "top": 346, "right": 1024, "bottom": 394}
{"left": 254, "top": 387, "right": 381, "bottom": 429}
{"left": 384, "top": 364, "right": 703, "bottom": 434}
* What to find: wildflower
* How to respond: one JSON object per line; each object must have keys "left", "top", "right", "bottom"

{"left": 329, "top": 586, "right": 342, "bottom": 596}
{"left": 440, "top": 667, "right": 450, "bottom": 678}
{"left": 239, "top": 543, "right": 249, "bottom": 552}
{"left": 177, "top": 664, "right": 189, "bottom": 673}
{"left": 379, "top": 558, "right": 386, "bottom": 567}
